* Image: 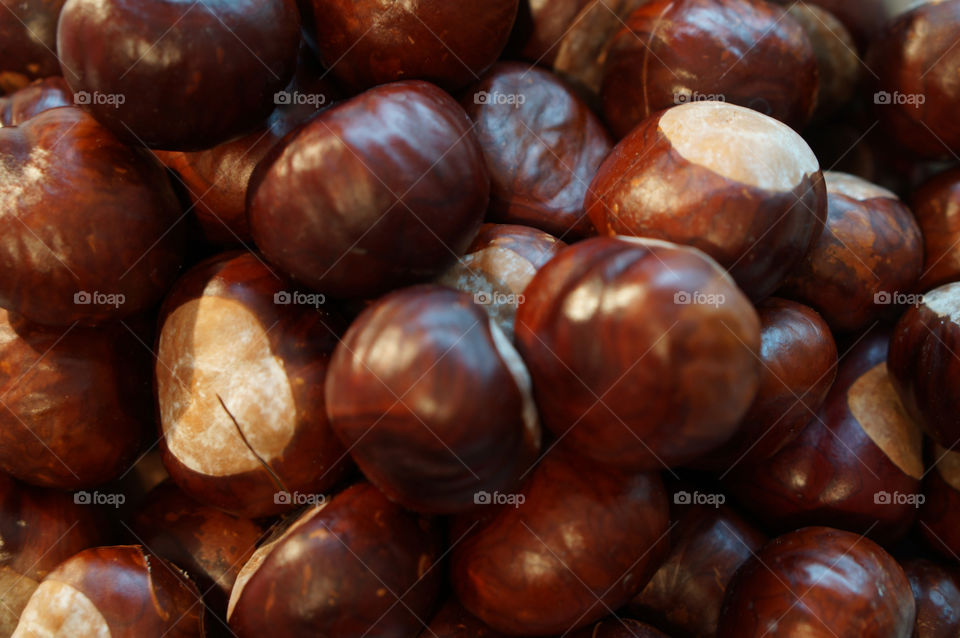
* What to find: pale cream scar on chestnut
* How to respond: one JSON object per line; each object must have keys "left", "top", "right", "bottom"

{"left": 12, "top": 581, "right": 110, "bottom": 638}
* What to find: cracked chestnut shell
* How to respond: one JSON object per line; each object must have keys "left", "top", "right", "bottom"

{"left": 0, "top": 106, "right": 184, "bottom": 326}
{"left": 12, "top": 545, "right": 204, "bottom": 638}
{"left": 326, "top": 285, "right": 541, "bottom": 514}
{"left": 912, "top": 167, "right": 960, "bottom": 291}
{"left": 461, "top": 62, "right": 611, "bottom": 239}
{"left": 600, "top": 0, "right": 818, "bottom": 138}
{"left": 0, "top": 0, "right": 65, "bottom": 89}
{"left": 515, "top": 236, "right": 761, "bottom": 471}
{"left": 718, "top": 527, "right": 915, "bottom": 638}
{"left": 903, "top": 558, "right": 960, "bottom": 638}
{"left": 249, "top": 81, "right": 489, "bottom": 298}
{"left": 451, "top": 447, "right": 669, "bottom": 636}
{"left": 156, "top": 252, "right": 349, "bottom": 518}
{"left": 305, "top": 0, "right": 518, "bottom": 92}
{"left": 867, "top": 0, "right": 960, "bottom": 158}
{"left": 727, "top": 330, "right": 924, "bottom": 544}
{"left": 228, "top": 483, "right": 442, "bottom": 638}
{"left": 57, "top": 0, "right": 301, "bottom": 150}
{"left": 889, "top": 283, "right": 960, "bottom": 449}
{"left": 0, "top": 309, "right": 148, "bottom": 489}
{"left": 0, "top": 77, "right": 71, "bottom": 126}
{"left": 779, "top": 172, "right": 923, "bottom": 334}
{"left": 586, "top": 101, "right": 826, "bottom": 301}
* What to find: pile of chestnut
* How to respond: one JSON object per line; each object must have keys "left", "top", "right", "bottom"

{"left": 3, "top": 0, "right": 960, "bottom": 636}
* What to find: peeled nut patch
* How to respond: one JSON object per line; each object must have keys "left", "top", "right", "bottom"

{"left": 157, "top": 297, "right": 296, "bottom": 477}
{"left": 12, "top": 581, "right": 110, "bottom": 638}
{"left": 847, "top": 362, "right": 924, "bottom": 480}
{"left": 824, "top": 171, "right": 898, "bottom": 202}
{"left": 658, "top": 101, "right": 819, "bottom": 192}
{"left": 921, "top": 284, "right": 960, "bottom": 324}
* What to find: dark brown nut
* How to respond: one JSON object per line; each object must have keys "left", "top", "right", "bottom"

{"left": 903, "top": 558, "right": 960, "bottom": 638}
{"left": 451, "top": 448, "right": 669, "bottom": 636}
{"left": 919, "top": 444, "right": 960, "bottom": 560}
{"left": 912, "top": 167, "right": 960, "bottom": 291}
{"left": 0, "top": 106, "right": 184, "bottom": 327}
{"left": 421, "top": 599, "right": 506, "bottom": 638}
{"left": 0, "top": 77, "right": 72, "bottom": 126}
{"left": 248, "top": 81, "right": 489, "bottom": 298}
{"left": 156, "top": 252, "right": 349, "bottom": 518}
{"left": 568, "top": 618, "right": 671, "bottom": 638}
{"left": 600, "top": 0, "right": 818, "bottom": 138}
{"left": 228, "top": 483, "right": 443, "bottom": 638}
{"left": 326, "top": 285, "right": 540, "bottom": 514}
{"left": 507, "top": 0, "right": 593, "bottom": 65}
{"left": 586, "top": 101, "right": 826, "bottom": 301}
{"left": 461, "top": 62, "right": 612, "bottom": 240}
{"left": 0, "top": 0, "right": 65, "bottom": 87}
{"left": 778, "top": 171, "right": 923, "bottom": 334}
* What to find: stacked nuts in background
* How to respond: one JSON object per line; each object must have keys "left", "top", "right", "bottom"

{"left": 2, "top": 0, "right": 960, "bottom": 636}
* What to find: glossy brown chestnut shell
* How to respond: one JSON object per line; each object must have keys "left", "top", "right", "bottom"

{"left": 600, "top": 0, "right": 818, "bottom": 138}
{"left": 451, "top": 447, "right": 669, "bottom": 636}
{"left": 0, "top": 76, "right": 72, "bottom": 126}
{"left": 156, "top": 252, "right": 349, "bottom": 518}
{"left": 228, "top": 483, "right": 443, "bottom": 638}
{"left": 912, "top": 167, "right": 960, "bottom": 291}
{"left": 718, "top": 526, "right": 915, "bottom": 637}
{"left": 461, "top": 62, "right": 611, "bottom": 240}
{"left": 515, "top": 236, "right": 761, "bottom": 471}
{"left": 903, "top": 558, "right": 960, "bottom": 638}
{"left": 57, "top": 0, "right": 301, "bottom": 150}
{"left": 248, "top": 80, "right": 490, "bottom": 298}
{"left": 0, "top": 106, "right": 184, "bottom": 326}
{"left": 919, "top": 444, "right": 960, "bottom": 560}
{"left": 585, "top": 101, "right": 827, "bottom": 301}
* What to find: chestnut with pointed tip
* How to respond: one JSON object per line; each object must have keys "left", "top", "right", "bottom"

{"left": 903, "top": 558, "right": 960, "bottom": 638}
{"left": 586, "top": 101, "right": 827, "bottom": 301}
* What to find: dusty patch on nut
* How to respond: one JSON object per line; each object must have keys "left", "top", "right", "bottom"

{"left": 659, "top": 101, "right": 819, "bottom": 192}
{"left": 848, "top": 363, "right": 924, "bottom": 479}
{"left": 158, "top": 297, "right": 296, "bottom": 477}
{"left": 12, "top": 580, "right": 109, "bottom": 638}
{"left": 825, "top": 172, "right": 898, "bottom": 201}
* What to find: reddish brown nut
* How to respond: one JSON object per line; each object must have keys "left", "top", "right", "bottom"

{"left": 912, "top": 167, "right": 960, "bottom": 291}
{"left": 771, "top": 0, "right": 898, "bottom": 49}
{"left": 903, "top": 558, "right": 960, "bottom": 638}
{"left": 568, "top": 618, "right": 671, "bottom": 638}
{"left": 919, "top": 444, "right": 960, "bottom": 560}
{"left": 700, "top": 298, "right": 837, "bottom": 471}
{"left": 630, "top": 503, "right": 765, "bottom": 638}
{"left": 515, "top": 236, "right": 761, "bottom": 471}
{"left": 437, "top": 223, "right": 565, "bottom": 339}
{"left": 889, "top": 283, "right": 960, "bottom": 449}
{"left": 326, "top": 285, "right": 540, "bottom": 514}
{"left": 130, "top": 480, "right": 267, "bottom": 621}
{"left": 461, "top": 63, "right": 611, "bottom": 240}
{"left": 228, "top": 483, "right": 442, "bottom": 638}
{"left": 727, "top": 330, "right": 924, "bottom": 544}
{"left": 779, "top": 171, "right": 923, "bottom": 333}
{"left": 422, "top": 599, "right": 506, "bottom": 638}
{"left": 156, "top": 252, "right": 349, "bottom": 518}
{"left": 718, "top": 527, "right": 915, "bottom": 638}
{"left": 0, "top": 106, "right": 184, "bottom": 327}
{"left": 249, "top": 81, "right": 489, "bottom": 298}
{"left": 600, "top": 0, "right": 818, "bottom": 138}
{"left": 451, "top": 447, "right": 669, "bottom": 636}
{"left": 0, "top": 309, "right": 147, "bottom": 489}
{"left": 867, "top": 0, "right": 960, "bottom": 158}
{"left": 507, "top": 0, "right": 593, "bottom": 65}
{"left": 586, "top": 101, "right": 827, "bottom": 301}
{"left": 12, "top": 545, "right": 204, "bottom": 637}
{"left": 58, "top": 0, "right": 301, "bottom": 150}
{"left": 305, "top": 0, "right": 518, "bottom": 92}
{"left": 0, "top": 77, "right": 72, "bottom": 126}
{"left": 0, "top": 0, "right": 65, "bottom": 88}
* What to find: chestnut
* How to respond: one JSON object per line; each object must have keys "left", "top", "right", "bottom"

{"left": 57, "top": 0, "right": 301, "bottom": 151}
{"left": 130, "top": 480, "right": 266, "bottom": 624}
{"left": 867, "top": 0, "right": 960, "bottom": 158}
{"left": 717, "top": 526, "right": 915, "bottom": 637}
{"left": 515, "top": 236, "right": 761, "bottom": 471}
{"left": 228, "top": 483, "right": 442, "bottom": 638}
{"left": 568, "top": 618, "right": 670, "bottom": 638}
{"left": 0, "top": 77, "right": 72, "bottom": 127}
{"left": 326, "top": 285, "right": 540, "bottom": 514}
{"left": 461, "top": 62, "right": 611, "bottom": 239}
{"left": 0, "top": 309, "right": 148, "bottom": 489}
{"left": 156, "top": 252, "right": 349, "bottom": 518}
{"left": 0, "top": 0, "right": 65, "bottom": 90}
{"left": 700, "top": 298, "right": 837, "bottom": 471}
{"left": 248, "top": 81, "right": 489, "bottom": 298}
{"left": 437, "top": 223, "right": 565, "bottom": 339}
{"left": 911, "top": 167, "right": 960, "bottom": 291}
{"left": 585, "top": 101, "right": 827, "bottom": 300}
{"left": 903, "top": 558, "right": 960, "bottom": 638}
{"left": 305, "top": 0, "right": 518, "bottom": 92}
{"left": 0, "top": 106, "right": 184, "bottom": 327}
{"left": 630, "top": 503, "right": 766, "bottom": 638}
{"left": 12, "top": 545, "right": 204, "bottom": 637}
{"left": 451, "top": 447, "right": 669, "bottom": 636}
{"left": 920, "top": 444, "right": 960, "bottom": 560}
{"left": 600, "top": 0, "right": 818, "bottom": 138}
{"left": 778, "top": 171, "right": 923, "bottom": 333}
{"left": 727, "top": 329, "right": 924, "bottom": 544}
{"left": 422, "top": 599, "right": 506, "bottom": 638}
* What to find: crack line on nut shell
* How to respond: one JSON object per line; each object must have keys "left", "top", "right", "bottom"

{"left": 216, "top": 393, "right": 289, "bottom": 495}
